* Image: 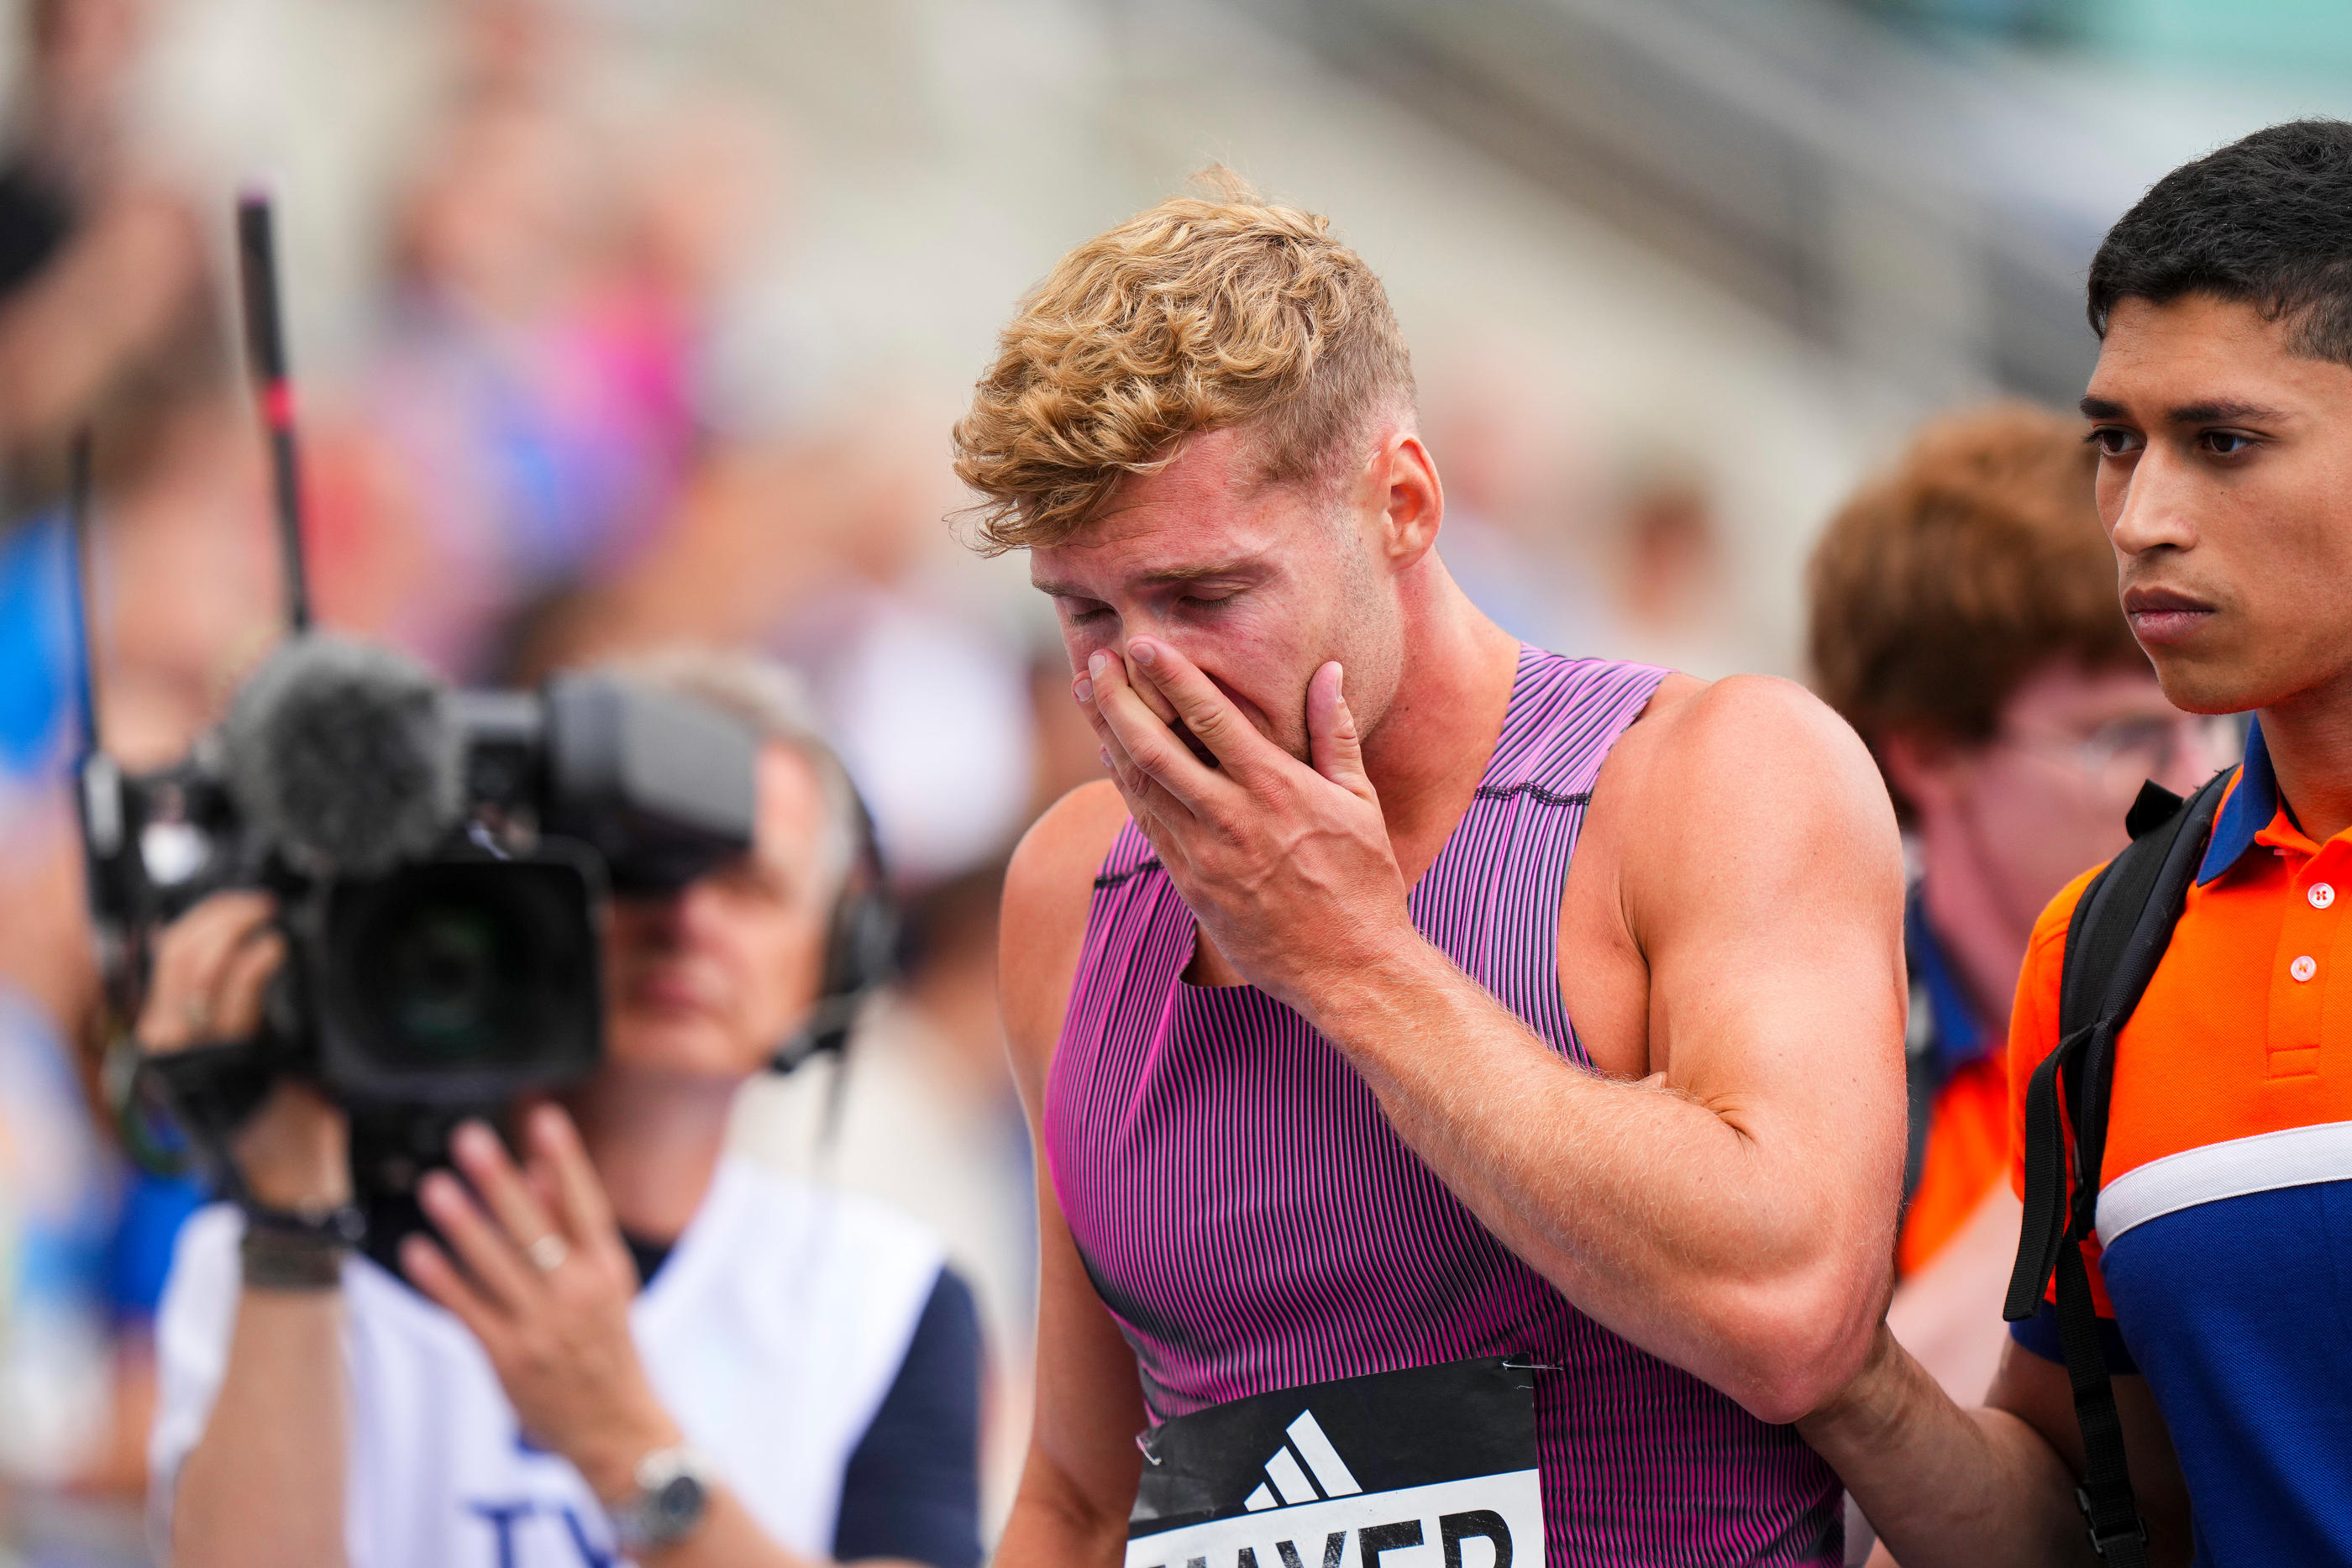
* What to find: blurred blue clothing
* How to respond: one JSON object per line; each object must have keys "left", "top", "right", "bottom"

{"left": 108, "top": 1171, "right": 207, "bottom": 1324}
{"left": 1904, "top": 890, "right": 1992, "bottom": 1083}
{"left": 0, "top": 508, "right": 81, "bottom": 783}
{"left": 0, "top": 988, "right": 204, "bottom": 1332}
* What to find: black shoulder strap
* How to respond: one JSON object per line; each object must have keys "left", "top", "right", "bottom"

{"left": 2002, "top": 769, "right": 2230, "bottom": 1565}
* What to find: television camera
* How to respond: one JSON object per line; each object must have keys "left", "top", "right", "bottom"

{"left": 71, "top": 195, "right": 761, "bottom": 1264}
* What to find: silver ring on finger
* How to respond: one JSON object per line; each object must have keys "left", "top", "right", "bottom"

{"left": 181, "top": 996, "right": 213, "bottom": 1040}
{"left": 526, "top": 1233, "right": 570, "bottom": 1273}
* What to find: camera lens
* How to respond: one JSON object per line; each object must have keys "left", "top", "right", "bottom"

{"left": 319, "top": 857, "right": 601, "bottom": 1100}
{"left": 378, "top": 900, "right": 516, "bottom": 1060}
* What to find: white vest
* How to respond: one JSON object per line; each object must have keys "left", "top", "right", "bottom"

{"left": 150, "top": 1157, "right": 945, "bottom": 1566}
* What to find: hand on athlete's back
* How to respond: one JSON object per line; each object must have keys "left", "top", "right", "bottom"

{"left": 1079, "top": 637, "right": 1421, "bottom": 1015}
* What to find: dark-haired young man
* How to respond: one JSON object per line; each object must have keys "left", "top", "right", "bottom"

{"left": 1800, "top": 119, "right": 2352, "bottom": 1568}
{"left": 1806, "top": 405, "right": 2229, "bottom": 1411}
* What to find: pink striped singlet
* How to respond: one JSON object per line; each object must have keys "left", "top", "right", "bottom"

{"left": 1045, "top": 648, "right": 1843, "bottom": 1566}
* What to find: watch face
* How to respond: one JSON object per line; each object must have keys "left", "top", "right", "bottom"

{"left": 654, "top": 1471, "right": 705, "bottom": 1528}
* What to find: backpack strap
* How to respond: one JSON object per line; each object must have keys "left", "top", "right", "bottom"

{"left": 2002, "top": 769, "right": 2230, "bottom": 1564}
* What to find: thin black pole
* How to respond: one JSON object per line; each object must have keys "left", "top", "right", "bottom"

{"left": 235, "top": 191, "right": 312, "bottom": 632}
{"left": 63, "top": 428, "right": 101, "bottom": 756}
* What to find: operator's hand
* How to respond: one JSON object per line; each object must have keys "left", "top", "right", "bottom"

{"left": 400, "top": 1107, "right": 682, "bottom": 1504}
{"left": 134, "top": 890, "right": 349, "bottom": 1210}
{"left": 1076, "top": 637, "right": 1420, "bottom": 1015}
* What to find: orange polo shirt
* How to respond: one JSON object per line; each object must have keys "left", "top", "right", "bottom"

{"left": 2003, "top": 719, "right": 2352, "bottom": 1560}
{"left": 1897, "top": 1055, "right": 2008, "bottom": 1277}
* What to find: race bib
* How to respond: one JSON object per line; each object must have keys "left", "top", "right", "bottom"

{"left": 1126, "top": 1358, "right": 1543, "bottom": 1568}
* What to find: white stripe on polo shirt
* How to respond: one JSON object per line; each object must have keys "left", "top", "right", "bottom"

{"left": 2097, "top": 1120, "right": 2352, "bottom": 1249}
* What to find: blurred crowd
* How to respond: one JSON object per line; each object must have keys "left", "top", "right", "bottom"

{"left": 0, "top": 0, "right": 1774, "bottom": 1561}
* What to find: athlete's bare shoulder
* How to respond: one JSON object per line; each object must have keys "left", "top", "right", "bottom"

{"left": 1606, "top": 671, "right": 1873, "bottom": 792}
{"left": 1000, "top": 779, "right": 1131, "bottom": 1105}
{"left": 1591, "top": 670, "right": 1893, "bottom": 894}
{"left": 1562, "top": 672, "right": 1900, "bottom": 1076}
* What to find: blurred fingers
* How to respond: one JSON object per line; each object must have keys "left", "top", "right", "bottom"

{"left": 417, "top": 1167, "right": 538, "bottom": 1313}
{"left": 400, "top": 1233, "right": 504, "bottom": 1345}
{"left": 208, "top": 927, "right": 288, "bottom": 1043}
{"left": 526, "top": 1105, "right": 617, "bottom": 1249}
{"left": 139, "top": 891, "right": 281, "bottom": 1051}
{"left": 449, "top": 1120, "right": 563, "bottom": 1258}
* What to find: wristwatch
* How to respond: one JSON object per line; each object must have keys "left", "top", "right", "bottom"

{"left": 610, "top": 1446, "right": 716, "bottom": 1553}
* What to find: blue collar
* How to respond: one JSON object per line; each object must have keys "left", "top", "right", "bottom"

{"left": 1904, "top": 892, "right": 1991, "bottom": 1077}
{"left": 2197, "top": 716, "right": 2275, "bottom": 886}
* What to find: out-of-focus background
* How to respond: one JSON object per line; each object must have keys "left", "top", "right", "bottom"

{"left": 0, "top": 0, "right": 2342, "bottom": 1558}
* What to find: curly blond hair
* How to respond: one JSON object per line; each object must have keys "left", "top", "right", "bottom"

{"left": 951, "top": 170, "right": 1415, "bottom": 553}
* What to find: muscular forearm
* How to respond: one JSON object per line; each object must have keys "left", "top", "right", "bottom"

{"left": 1310, "top": 941, "right": 1882, "bottom": 1421}
{"left": 1798, "top": 1328, "right": 2091, "bottom": 1568}
{"left": 172, "top": 1288, "right": 349, "bottom": 1568}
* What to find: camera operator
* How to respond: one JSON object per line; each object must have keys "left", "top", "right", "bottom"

{"left": 137, "top": 649, "right": 983, "bottom": 1568}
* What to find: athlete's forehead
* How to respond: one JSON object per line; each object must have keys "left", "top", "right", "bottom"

{"left": 1029, "top": 536, "right": 1281, "bottom": 600}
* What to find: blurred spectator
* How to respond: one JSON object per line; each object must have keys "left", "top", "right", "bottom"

{"left": 0, "top": 385, "right": 242, "bottom": 1560}
{"left": 333, "top": 83, "right": 677, "bottom": 677}
{"left": 1807, "top": 403, "right": 2235, "bottom": 1412}
{"left": 315, "top": 6, "right": 795, "bottom": 684}
{"left": 0, "top": 817, "right": 116, "bottom": 1491}
{"left": 540, "top": 387, "right": 1045, "bottom": 887}
{"left": 1419, "top": 356, "right": 1617, "bottom": 658}
{"left": 1605, "top": 452, "right": 1749, "bottom": 677}
{"left": 0, "top": 0, "right": 217, "bottom": 494}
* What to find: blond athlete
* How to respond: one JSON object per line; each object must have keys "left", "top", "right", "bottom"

{"left": 955, "top": 177, "right": 1908, "bottom": 1567}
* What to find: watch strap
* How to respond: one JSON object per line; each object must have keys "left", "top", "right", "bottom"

{"left": 239, "top": 1206, "right": 362, "bottom": 1292}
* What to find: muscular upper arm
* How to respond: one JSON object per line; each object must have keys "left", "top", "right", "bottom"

{"left": 1588, "top": 676, "right": 1908, "bottom": 1286}
{"left": 1987, "top": 1338, "right": 2192, "bottom": 1565}
{"left": 997, "top": 784, "right": 1147, "bottom": 1560}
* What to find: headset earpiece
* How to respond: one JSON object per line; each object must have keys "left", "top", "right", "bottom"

{"left": 769, "top": 785, "right": 895, "bottom": 1075}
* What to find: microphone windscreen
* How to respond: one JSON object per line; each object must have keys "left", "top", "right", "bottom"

{"left": 222, "top": 636, "right": 459, "bottom": 877}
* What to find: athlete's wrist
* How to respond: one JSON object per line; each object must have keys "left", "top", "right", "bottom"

{"left": 1293, "top": 927, "right": 1456, "bottom": 1042}
{"left": 1793, "top": 1320, "right": 1909, "bottom": 1448}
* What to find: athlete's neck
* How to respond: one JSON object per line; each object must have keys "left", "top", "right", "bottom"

{"left": 563, "top": 1068, "right": 740, "bottom": 1245}
{"left": 1361, "top": 559, "right": 1523, "bottom": 884}
{"left": 2260, "top": 667, "right": 2352, "bottom": 845}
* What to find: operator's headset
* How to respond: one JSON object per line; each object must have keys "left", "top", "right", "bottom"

{"left": 769, "top": 783, "right": 896, "bottom": 1077}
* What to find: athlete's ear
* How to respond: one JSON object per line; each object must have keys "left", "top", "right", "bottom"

{"left": 1372, "top": 429, "right": 1441, "bottom": 569}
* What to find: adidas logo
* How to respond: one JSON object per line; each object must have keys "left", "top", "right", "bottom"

{"left": 1242, "top": 1411, "right": 1362, "bottom": 1513}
